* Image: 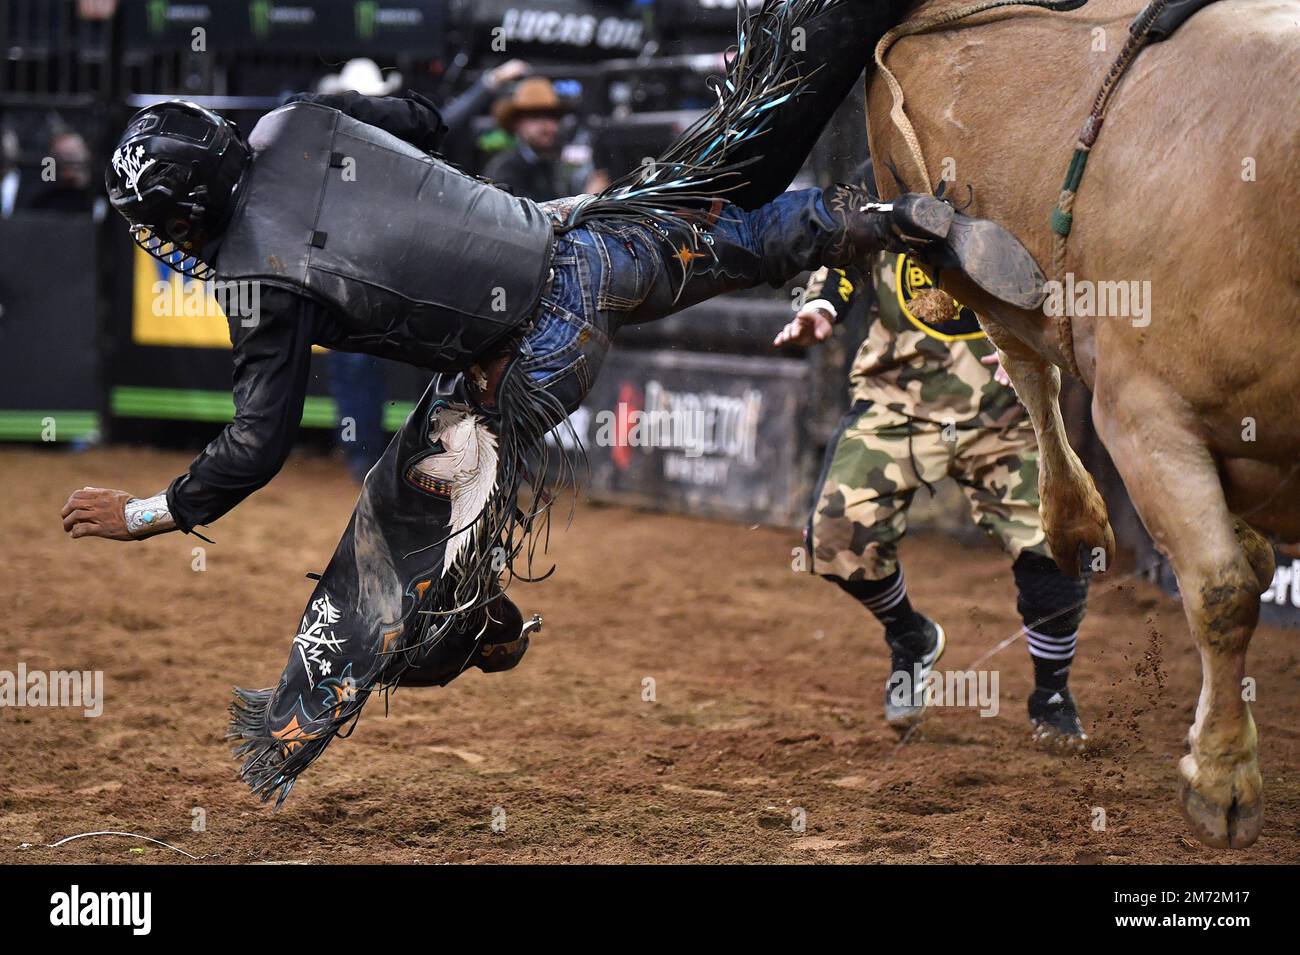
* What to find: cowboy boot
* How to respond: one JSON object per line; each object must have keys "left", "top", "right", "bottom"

{"left": 823, "top": 183, "right": 1048, "bottom": 310}
{"left": 475, "top": 612, "right": 542, "bottom": 674}
{"left": 394, "top": 602, "right": 541, "bottom": 686}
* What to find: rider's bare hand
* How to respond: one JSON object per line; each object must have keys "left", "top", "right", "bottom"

{"left": 773, "top": 308, "right": 834, "bottom": 348}
{"left": 61, "top": 487, "right": 135, "bottom": 541}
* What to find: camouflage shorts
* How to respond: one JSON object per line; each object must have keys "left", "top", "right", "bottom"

{"left": 808, "top": 401, "right": 1048, "bottom": 581}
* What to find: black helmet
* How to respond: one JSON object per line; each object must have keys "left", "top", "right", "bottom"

{"left": 106, "top": 100, "right": 250, "bottom": 280}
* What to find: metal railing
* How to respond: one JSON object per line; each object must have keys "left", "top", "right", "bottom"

{"left": 1, "top": 0, "right": 114, "bottom": 106}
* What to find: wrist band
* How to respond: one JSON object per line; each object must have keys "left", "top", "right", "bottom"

{"left": 803, "top": 297, "right": 839, "bottom": 323}
{"left": 124, "top": 493, "right": 176, "bottom": 537}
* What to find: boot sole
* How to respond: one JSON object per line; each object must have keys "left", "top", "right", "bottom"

{"left": 941, "top": 215, "right": 1048, "bottom": 310}
{"left": 897, "top": 195, "right": 955, "bottom": 241}
{"left": 1029, "top": 717, "right": 1090, "bottom": 754}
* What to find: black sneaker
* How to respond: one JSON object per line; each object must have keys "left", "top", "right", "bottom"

{"left": 1028, "top": 687, "right": 1088, "bottom": 751}
{"left": 883, "top": 616, "right": 946, "bottom": 730}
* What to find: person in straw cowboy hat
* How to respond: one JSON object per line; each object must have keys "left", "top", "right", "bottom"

{"left": 484, "top": 76, "right": 573, "bottom": 203}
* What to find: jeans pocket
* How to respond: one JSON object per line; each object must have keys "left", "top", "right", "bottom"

{"left": 591, "top": 222, "right": 656, "bottom": 312}
{"left": 540, "top": 354, "right": 590, "bottom": 416}
{"left": 524, "top": 305, "right": 581, "bottom": 358}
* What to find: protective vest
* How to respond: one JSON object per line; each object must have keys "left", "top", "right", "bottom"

{"left": 215, "top": 101, "right": 555, "bottom": 371}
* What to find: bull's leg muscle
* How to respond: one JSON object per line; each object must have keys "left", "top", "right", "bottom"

{"left": 979, "top": 322, "right": 1114, "bottom": 576}
{"left": 1093, "top": 372, "right": 1265, "bottom": 849}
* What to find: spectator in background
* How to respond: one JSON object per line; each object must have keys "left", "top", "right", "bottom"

{"left": 28, "top": 128, "right": 99, "bottom": 216}
{"left": 316, "top": 57, "right": 403, "bottom": 98}
{"left": 442, "top": 59, "right": 531, "bottom": 136}
{"left": 1, "top": 127, "right": 19, "bottom": 217}
{"left": 328, "top": 344, "right": 388, "bottom": 484}
{"left": 318, "top": 57, "right": 531, "bottom": 138}
{"left": 484, "top": 77, "right": 572, "bottom": 202}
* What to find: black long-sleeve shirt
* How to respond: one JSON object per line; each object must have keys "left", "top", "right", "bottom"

{"left": 165, "top": 289, "right": 328, "bottom": 532}
{"left": 483, "top": 144, "right": 568, "bottom": 204}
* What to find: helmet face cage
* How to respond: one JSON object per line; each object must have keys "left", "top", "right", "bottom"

{"left": 130, "top": 224, "right": 217, "bottom": 281}
{"left": 107, "top": 101, "right": 249, "bottom": 282}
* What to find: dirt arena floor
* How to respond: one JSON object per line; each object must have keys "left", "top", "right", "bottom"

{"left": 2, "top": 446, "right": 1297, "bottom": 864}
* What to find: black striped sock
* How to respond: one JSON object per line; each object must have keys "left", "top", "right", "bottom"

{"left": 1025, "top": 626, "right": 1077, "bottom": 693}
{"left": 831, "top": 568, "right": 924, "bottom": 637}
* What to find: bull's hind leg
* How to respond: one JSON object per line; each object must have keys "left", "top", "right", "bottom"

{"left": 1093, "top": 378, "right": 1265, "bottom": 848}
{"left": 981, "top": 325, "right": 1115, "bottom": 575}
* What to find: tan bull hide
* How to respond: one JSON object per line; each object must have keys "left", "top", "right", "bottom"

{"left": 866, "top": 0, "right": 1300, "bottom": 848}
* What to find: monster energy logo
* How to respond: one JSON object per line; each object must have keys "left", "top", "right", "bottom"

{"left": 355, "top": 1, "right": 378, "bottom": 38}
{"left": 147, "top": 1, "right": 211, "bottom": 34}
{"left": 250, "top": 0, "right": 317, "bottom": 38}
{"left": 355, "top": 2, "right": 424, "bottom": 40}
{"left": 249, "top": 0, "right": 270, "bottom": 36}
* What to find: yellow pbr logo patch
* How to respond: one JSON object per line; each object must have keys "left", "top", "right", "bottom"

{"left": 895, "top": 254, "right": 985, "bottom": 342}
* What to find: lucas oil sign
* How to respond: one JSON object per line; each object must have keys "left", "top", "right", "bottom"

{"left": 554, "top": 349, "right": 811, "bottom": 526}
{"left": 1260, "top": 555, "right": 1300, "bottom": 629}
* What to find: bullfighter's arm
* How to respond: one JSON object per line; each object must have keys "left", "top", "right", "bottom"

{"left": 773, "top": 263, "right": 870, "bottom": 348}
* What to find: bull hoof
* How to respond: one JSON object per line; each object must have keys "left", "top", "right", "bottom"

{"left": 1045, "top": 506, "right": 1115, "bottom": 577}
{"left": 1179, "top": 781, "right": 1263, "bottom": 849}
{"left": 1041, "top": 465, "right": 1114, "bottom": 577}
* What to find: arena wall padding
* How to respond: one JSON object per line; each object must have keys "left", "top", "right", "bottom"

{"left": 554, "top": 347, "right": 814, "bottom": 527}
{"left": 0, "top": 214, "right": 101, "bottom": 441}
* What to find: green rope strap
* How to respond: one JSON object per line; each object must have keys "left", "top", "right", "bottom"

{"left": 1051, "top": 147, "right": 1091, "bottom": 237}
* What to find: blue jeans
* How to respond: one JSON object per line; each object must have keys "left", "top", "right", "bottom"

{"left": 520, "top": 187, "right": 839, "bottom": 414}
{"left": 327, "top": 350, "right": 387, "bottom": 481}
